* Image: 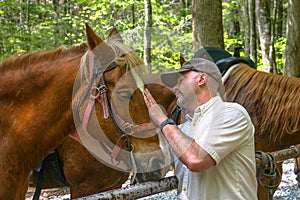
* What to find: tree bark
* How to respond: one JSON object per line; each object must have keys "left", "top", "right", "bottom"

{"left": 192, "top": 0, "right": 224, "bottom": 52}
{"left": 276, "top": 0, "right": 284, "bottom": 38}
{"left": 270, "top": 0, "right": 278, "bottom": 73}
{"left": 242, "top": 0, "right": 250, "bottom": 57}
{"left": 284, "top": 0, "right": 300, "bottom": 77}
{"left": 248, "top": 0, "right": 257, "bottom": 65}
{"left": 144, "top": 0, "right": 152, "bottom": 73}
{"left": 226, "top": 1, "right": 240, "bottom": 38}
{"left": 256, "top": 0, "right": 276, "bottom": 72}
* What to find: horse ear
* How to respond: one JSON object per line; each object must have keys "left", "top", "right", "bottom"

{"left": 85, "top": 24, "right": 116, "bottom": 65}
{"left": 180, "top": 54, "right": 186, "bottom": 66}
{"left": 85, "top": 24, "right": 104, "bottom": 50}
{"left": 108, "top": 28, "right": 124, "bottom": 43}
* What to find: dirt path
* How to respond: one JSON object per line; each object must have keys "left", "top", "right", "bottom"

{"left": 25, "top": 187, "right": 70, "bottom": 200}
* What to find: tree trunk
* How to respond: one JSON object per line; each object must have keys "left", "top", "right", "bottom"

{"left": 242, "top": 0, "right": 250, "bottom": 57}
{"left": 131, "top": 3, "right": 135, "bottom": 29}
{"left": 256, "top": 0, "right": 276, "bottom": 72}
{"left": 144, "top": 0, "right": 152, "bottom": 73}
{"left": 226, "top": 0, "right": 240, "bottom": 38}
{"left": 192, "top": 0, "right": 224, "bottom": 52}
{"left": 248, "top": 0, "right": 257, "bottom": 65}
{"left": 270, "top": 0, "right": 278, "bottom": 74}
{"left": 284, "top": 0, "right": 300, "bottom": 77}
{"left": 276, "top": 0, "right": 284, "bottom": 38}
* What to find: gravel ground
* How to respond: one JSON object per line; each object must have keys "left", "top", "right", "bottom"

{"left": 26, "top": 159, "right": 300, "bottom": 199}
{"left": 25, "top": 187, "right": 70, "bottom": 200}
{"left": 273, "top": 159, "right": 300, "bottom": 200}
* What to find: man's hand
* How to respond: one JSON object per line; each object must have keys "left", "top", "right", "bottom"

{"left": 143, "top": 88, "right": 168, "bottom": 127}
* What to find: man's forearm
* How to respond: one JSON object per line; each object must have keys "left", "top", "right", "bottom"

{"left": 162, "top": 124, "right": 196, "bottom": 163}
{"left": 161, "top": 124, "right": 214, "bottom": 172}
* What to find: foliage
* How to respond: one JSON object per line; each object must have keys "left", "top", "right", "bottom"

{"left": 274, "top": 37, "right": 286, "bottom": 74}
{"left": 224, "top": 34, "right": 243, "bottom": 55}
{"left": 0, "top": 0, "right": 287, "bottom": 74}
{"left": 0, "top": 0, "right": 194, "bottom": 73}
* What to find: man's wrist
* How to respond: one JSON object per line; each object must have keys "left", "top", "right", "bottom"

{"left": 160, "top": 118, "right": 176, "bottom": 130}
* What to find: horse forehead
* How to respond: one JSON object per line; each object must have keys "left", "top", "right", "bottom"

{"left": 105, "top": 67, "right": 137, "bottom": 86}
{"left": 107, "top": 64, "right": 146, "bottom": 87}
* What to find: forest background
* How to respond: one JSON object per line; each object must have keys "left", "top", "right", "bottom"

{"left": 0, "top": 0, "right": 299, "bottom": 77}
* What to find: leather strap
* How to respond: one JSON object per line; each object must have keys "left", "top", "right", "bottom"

{"left": 160, "top": 118, "right": 176, "bottom": 130}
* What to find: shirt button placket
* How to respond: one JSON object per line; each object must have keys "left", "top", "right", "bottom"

{"left": 182, "top": 171, "right": 188, "bottom": 193}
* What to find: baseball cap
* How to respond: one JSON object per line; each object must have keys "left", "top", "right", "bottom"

{"left": 161, "top": 58, "right": 222, "bottom": 88}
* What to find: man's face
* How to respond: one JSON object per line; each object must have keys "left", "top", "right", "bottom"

{"left": 173, "top": 71, "right": 198, "bottom": 110}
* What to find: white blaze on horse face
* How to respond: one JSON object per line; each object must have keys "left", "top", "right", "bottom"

{"left": 130, "top": 67, "right": 144, "bottom": 93}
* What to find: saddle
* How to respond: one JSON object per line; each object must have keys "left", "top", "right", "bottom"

{"left": 194, "top": 46, "right": 256, "bottom": 74}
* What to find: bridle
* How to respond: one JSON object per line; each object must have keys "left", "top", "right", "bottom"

{"left": 75, "top": 50, "right": 156, "bottom": 182}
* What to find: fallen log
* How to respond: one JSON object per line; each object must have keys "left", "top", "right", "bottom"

{"left": 268, "top": 145, "right": 300, "bottom": 162}
{"left": 256, "top": 145, "right": 300, "bottom": 167}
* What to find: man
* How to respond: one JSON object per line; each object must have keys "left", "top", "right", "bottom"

{"left": 143, "top": 58, "right": 257, "bottom": 199}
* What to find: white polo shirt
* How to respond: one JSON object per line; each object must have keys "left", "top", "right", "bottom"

{"left": 174, "top": 96, "right": 257, "bottom": 200}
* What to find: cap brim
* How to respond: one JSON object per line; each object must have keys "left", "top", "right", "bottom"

{"left": 160, "top": 68, "right": 190, "bottom": 88}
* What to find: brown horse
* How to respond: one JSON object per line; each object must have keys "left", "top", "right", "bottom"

{"left": 29, "top": 82, "right": 178, "bottom": 198}
{"left": 222, "top": 63, "right": 300, "bottom": 199}
{"left": 0, "top": 24, "right": 169, "bottom": 200}
{"left": 223, "top": 64, "right": 300, "bottom": 151}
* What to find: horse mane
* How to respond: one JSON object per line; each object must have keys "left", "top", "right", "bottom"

{"left": 224, "top": 63, "right": 300, "bottom": 143}
{"left": 80, "top": 36, "right": 145, "bottom": 83}
{"left": 0, "top": 43, "right": 89, "bottom": 98}
{"left": 0, "top": 43, "right": 88, "bottom": 71}
{"left": 108, "top": 38, "right": 144, "bottom": 70}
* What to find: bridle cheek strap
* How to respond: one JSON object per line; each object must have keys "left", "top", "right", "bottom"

{"left": 98, "top": 76, "right": 110, "bottom": 119}
{"left": 82, "top": 76, "right": 109, "bottom": 131}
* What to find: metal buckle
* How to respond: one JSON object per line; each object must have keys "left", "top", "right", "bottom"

{"left": 96, "top": 85, "right": 108, "bottom": 95}
{"left": 123, "top": 122, "right": 134, "bottom": 135}
{"left": 120, "top": 134, "right": 133, "bottom": 151}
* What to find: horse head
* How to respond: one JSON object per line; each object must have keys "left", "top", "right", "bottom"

{"left": 72, "top": 24, "right": 171, "bottom": 183}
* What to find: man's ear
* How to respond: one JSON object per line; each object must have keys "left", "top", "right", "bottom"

{"left": 197, "top": 73, "right": 208, "bottom": 86}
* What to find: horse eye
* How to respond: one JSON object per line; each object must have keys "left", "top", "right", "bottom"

{"left": 117, "top": 89, "right": 133, "bottom": 100}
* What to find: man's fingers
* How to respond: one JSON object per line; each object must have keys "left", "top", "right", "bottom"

{"left": 144, "top": 88, "right": 156, "bottom": 104}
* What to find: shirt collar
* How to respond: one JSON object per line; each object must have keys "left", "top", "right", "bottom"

{"left": 185, "top": 96, "right": 223, "bottom": 121}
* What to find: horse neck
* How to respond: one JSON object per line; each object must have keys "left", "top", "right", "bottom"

{"left": 223, "top": 63, "right": 300, "bottom": 149}
{"left": 0, "top": 50, "right": 85, "bottom": 172}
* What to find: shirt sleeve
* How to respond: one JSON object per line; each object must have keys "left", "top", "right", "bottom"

{"left": 195, "top": 104, "right": 254, "bottom": 165}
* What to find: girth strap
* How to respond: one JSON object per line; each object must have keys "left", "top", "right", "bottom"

{"left": 32, "top": 161, "right": 44, "bottom": 200}
{"left": 32, "top": 149, "right": 69, "bottom": 200}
